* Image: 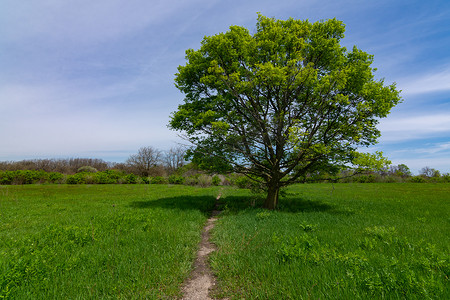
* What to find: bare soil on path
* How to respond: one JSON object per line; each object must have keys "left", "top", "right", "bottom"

{"left": 181, "top": 193, "right": 222, "bottom": 300}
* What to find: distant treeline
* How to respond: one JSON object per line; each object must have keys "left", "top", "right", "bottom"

{"left": 0, "top": 146, "right": 186, "bottom": 177}
{"left": 0, "top": 158, "right": 113, "bottom": 174}
{"left": 0, "top": 168, "right": 233, "bottom": 187}
{"left": 1, "top": 151, "right": 449, "bottom": 185}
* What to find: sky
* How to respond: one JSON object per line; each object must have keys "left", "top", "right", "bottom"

{"left": 1, "top": 0, "right": 450, "bottom": 174}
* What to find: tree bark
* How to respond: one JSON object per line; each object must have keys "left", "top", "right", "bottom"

{"left": 264, "top": 181, "right": 280, "bottom": 210}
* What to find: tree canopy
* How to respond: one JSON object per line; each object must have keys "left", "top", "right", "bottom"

{"left": 169, "top": 14, "right": 401, "bottom": 209}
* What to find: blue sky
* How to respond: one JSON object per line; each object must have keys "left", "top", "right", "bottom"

{"left": 1, "top": 0, "right": 450, "bottom": 174}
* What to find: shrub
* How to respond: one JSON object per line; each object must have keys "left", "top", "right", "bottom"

{"left": 150, "top": 176, "right": 167, "bottom": 184}
{"left": 77, "top": 166, "right": 98, "bottom": 173}
{"left": 168, "top": 175, "right": 185, "bottom": 184}
{"left": 93, "top": 171, "right": 118, "bottom": 184}
{"left": 212, "top": 175, "right": 221, "bottom": 186}
{"left": 197, "top": 174, "right": 212, "bottom": 187}
{"left": 234, "top": 175, "right": 253, "bottom": 189}
{"left": 0, "top": 170, "right": 49, "bottom": 185}
{"left": 125, "top": 174, "right": 137, "bottom": 184}
{"left": 48, "top": 172, "right": 64, "bottom": 183}
{"left": 66, "top": 173, "right": 86, "bottom": 184}
{"left": 0, "top": 171, "right": 15, "bottom": 185}
{"left": 354, "top": 174, "right": 376, "bottom": 183}
{"left": 409, "top": 176, "right": 427, "bottom": 183}
{"left": 140, "top": 176, "right": 150, "bottom": 184}
{"left": 442, "top": 173, "right": 450, "bottom": 182}
{"left": 184, "top": 175, "right": 199, "bottom": 186}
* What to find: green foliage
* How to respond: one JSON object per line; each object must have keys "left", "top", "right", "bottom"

{"left": 410, "top": 176, "right": 427, "bottom": 183}
{"left": 352, "top": 151, "right": 391, "bottom": 173}
{"left": 184, "top": 175, "right": 200, "bottom": 186}
{"left": 150, "top": 176, "right": 167, "bottom": 184}
{"left": 48, "top": 172, "right": 64, "bottom": 183}
{"left": 76, "top": 166, "right": 98, "bottom": 173}
{"left": 211, "top": 175, "right": 221, "bottom": 186}
{"left": 66, "top": 173, "right": 86, "bottom": 184}
{"left": 93, "top": 170, "right": 120, "bottom": 184}
{"left": 234, "top": 175, "right": 253, "bottom": 189}
{"left": 197, "top": 174, "right": 212, "bottom": 187}
{"left": 354, "top": 174, "right": 377, "bottom": 183}
{"left": 125, "top": 173, "right": 137, "bottom": 184}
{"left": 0, "top": 170, "right": 49, "bottom": 185}
{"left": 170, "top": 14, "right": 401, "bottom": 208}
{"left": 168, "top": 175, "right": 185, "bottom": 184}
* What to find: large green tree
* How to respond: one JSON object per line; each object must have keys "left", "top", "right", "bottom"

{"left": 169, "top": 15, "right": 401, "bottom": 209}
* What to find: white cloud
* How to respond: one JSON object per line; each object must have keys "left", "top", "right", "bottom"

{"left": 398, "top": 66, "right": 450, "bottom": 96}
{"left": 0, "top": 0, "right": 211, "bottom": 45}
{"left": 378, "top": 114, "right": 450, "bottom": 142}
{"left": 413, "top": 142, "right": 450, "bottom": 155}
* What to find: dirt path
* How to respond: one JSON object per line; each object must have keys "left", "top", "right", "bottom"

{"left": 181, "top": 193, "right": 222, "bottom": 300}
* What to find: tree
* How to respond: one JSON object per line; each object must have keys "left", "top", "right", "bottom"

{"left": 389, "top": 164, "right": 412, "bottom": 178}
{"left": 419, "top": 166, "right": 440, "bottom": 178}
{"left": 169, "top": 15, "right": 401, "bottom": 209}
{"left": 163, "top": 146, "right": 187, "bottom": 174}
{"left": 126, "top": 147, "right": 162, "bottom": 176}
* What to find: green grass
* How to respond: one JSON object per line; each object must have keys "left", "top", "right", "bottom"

{"left": 1, "top": 183, "right": 449, "bottom": 299}
{"left": 0, "top": 184, "right": 219, "bottom": 299}
{"left": 210, "top": 183, "right": 450, "bottom": 299}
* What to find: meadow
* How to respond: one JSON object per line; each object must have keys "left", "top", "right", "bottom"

{"left": 0, "top": 184, "right": 219, "bottom": 299}
{"left": 0, "top": 183, "right": 449, "bottom": 299}
{"left": 211, "top": 183, "right": 450, "bottom": 299}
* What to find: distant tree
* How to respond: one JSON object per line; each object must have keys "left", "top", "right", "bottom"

{"left": 169, "top": 14, "right": 401, "bottom": 209}
{"left": 126, "top": 147, "right": 162, "bottom": 176}
{"left": 419, "top": 166, "right": 440, "bottom": 178}
{"left": 389, "top": 164, "right": 412, "bottom": 178}
{"left": 163, "top": 146, "right": 186, "bottom": 174}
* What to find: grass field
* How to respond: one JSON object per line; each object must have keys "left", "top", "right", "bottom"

{"left": 0, "top": 184, "right": 219, "bottom": 299}
{"left": 0, "top": 183, "right": 449, "bottom": 299}
{"left": 211, "top": 183, "right": 450, "bottom": 299}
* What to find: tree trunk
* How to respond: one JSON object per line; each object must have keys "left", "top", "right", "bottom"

{"left": 264, "top": 182, "right": 280, "bottom": 210}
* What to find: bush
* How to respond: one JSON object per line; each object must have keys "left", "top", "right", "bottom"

{"left": 184, "top": 175, "right": 199, "bottom": 186}
{"left": 0, "top": 171, "right": 15, "bottom": 185}
{"left": 66, "top": 173, "right": 86, "bottom": 184}
{"left": 168, "top": 175, "right": 185, "bottom": 185}
{"left": 125, "top": 174, "right": 137, "bottom": 184}
{"left": 0, "top": 170, "right": 49, "bottom": 185}
{"left": 150, "top": 176, "right": 167, "bottom": 184}
{"left": 48, "top": 172, "right": 64, "bottom": 183}
{"left": 212, "top": 175, "right": 221, "bottom": 186}
{"left": 77, "top": 166, "right": 98, "bottom": 173}
{"left": 92, "top": 171, "right": 118, "bottom": 184}
{"left": 409, "top": 176, "right": 427, "bottom": 183}
{"left": 197, "top": 174, "right": 212, "bottom": 187}
{"left": 354, "top": 174, "right": 376, "bottom": 183}
{"left": 442, "top": 173, "right": 450, "bottom": 182}
{"left": 141, "top": 176, "right": 150, "bottom": 184}
{"left": 234, "top": 175, "right": 253, "bottom": 189}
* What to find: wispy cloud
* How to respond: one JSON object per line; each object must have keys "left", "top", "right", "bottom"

{"left": 398, "top": 66, "right": 450, "bottom": 96}
{"left": 413, "top": 142, "right": 450, "bottom": 155}
{"left": 378, "top": 114, "right": 450, "bottom": 142}
{"left": 0, "top": 0, "right": 210, "bottom": 45}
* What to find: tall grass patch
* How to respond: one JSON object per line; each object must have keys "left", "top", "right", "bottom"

{"left": 0, "top": 184, "right": 218, "bottom": 299}
{"left": 210, "top": 184, "right": 450, "bottom": 299}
